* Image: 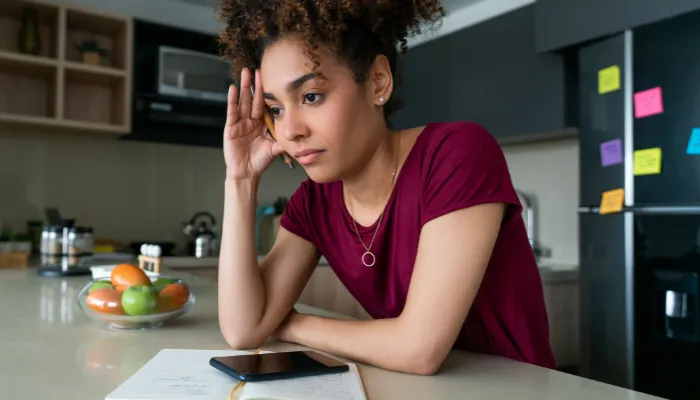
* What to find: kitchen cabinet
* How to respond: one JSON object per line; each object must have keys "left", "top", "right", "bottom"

{"left": 391, "top": 5, "right": 578, "bottom": 144}
{"left": 445, "top": 5, "right": 577, "bottom": 143}
{"left": 542, "top": 277, "right": 580, "bottom": 369}
{"left": 298, "top": 266, "right": 372, "bottom": 321}
{"left": 536, "top": 0, "right": 700, "bottom": 53}
{"left": 389, "top": 37, "right": 451, "bottom": 128}
{"left": 0, "top": 0, "right": 132, "bottom": 135}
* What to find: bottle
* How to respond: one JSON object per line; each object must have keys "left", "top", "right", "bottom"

{"left": 18, "top": 5, "right": 41, "bottom": 56}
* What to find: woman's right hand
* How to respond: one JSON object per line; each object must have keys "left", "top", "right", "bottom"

{"left": 223, "top": 68, "right": 285, "bottom": 181}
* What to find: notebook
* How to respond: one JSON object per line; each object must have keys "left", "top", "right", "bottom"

{"left": 105, "top": 349, "right": 367, "bottom": 400}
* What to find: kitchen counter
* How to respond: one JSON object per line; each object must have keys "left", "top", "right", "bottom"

{"left": 164, "top": 255, "right": 576, "bottom": 283}
{"left": 0, "top": 265, "right": 659, "bottom": 400}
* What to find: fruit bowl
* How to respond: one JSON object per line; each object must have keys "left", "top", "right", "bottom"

{"left": 77, "top": 269, "right": 195, "bottom": 330}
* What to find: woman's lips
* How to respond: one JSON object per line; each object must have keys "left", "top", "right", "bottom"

{"left": 294, "top": 149, "right": 325, "bottom": 165}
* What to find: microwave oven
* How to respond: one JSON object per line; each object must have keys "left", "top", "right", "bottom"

{"left": 127, "top": 19, "right": 232, "bottom": 147}
{"left": 157, "top": 46, "right": 230, "bottom": 103}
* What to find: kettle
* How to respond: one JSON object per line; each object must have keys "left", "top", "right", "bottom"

{"left": 182, "top": 212, "right": 217, "bottom": 258}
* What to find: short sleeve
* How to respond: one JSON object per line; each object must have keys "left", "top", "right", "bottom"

{"left": 420, "top": 122, "right": 521, "bottom": 226}
{"left": 279, "top": 180, "right": 314, "bottom": 243}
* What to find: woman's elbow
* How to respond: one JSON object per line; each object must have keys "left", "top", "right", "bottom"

{"left": 399, "top": 346, "right": 446, "bottom": 376}
{"left": 220, "top": 327, "right": 265, "bottom": 350}
{"left": 403, "top": 356, "right": 442, "bottom": 376}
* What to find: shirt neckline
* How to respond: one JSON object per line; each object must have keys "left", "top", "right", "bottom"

{"left": 337, "top": 122, "right": 435, "bottom": 233}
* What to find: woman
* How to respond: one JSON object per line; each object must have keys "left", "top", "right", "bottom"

{"left": 216, "top": 0, "right": 556, "bottom": 375}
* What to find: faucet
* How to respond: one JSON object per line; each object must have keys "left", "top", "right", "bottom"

{"left": 516, "top": 190, "right": 544, "bottom": 260}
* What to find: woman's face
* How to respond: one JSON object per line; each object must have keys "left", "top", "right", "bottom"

{"left": 260, "top": 37, "right": 391, "bottom": 183}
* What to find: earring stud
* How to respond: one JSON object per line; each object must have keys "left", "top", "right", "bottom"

{"left": 379, "top": 97, "right": 385, "bottom": 104}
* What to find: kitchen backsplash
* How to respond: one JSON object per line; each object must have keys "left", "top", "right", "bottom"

{"left": 0, "top": 130, "right": 579, "bottom": 268}
{"left": 0, "top": 130, "right": 307, "bottom": 250}
{"left": 502, "top": 137, "right": 580, "bottom": 269}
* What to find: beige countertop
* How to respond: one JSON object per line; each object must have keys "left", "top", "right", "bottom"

{"left": 1, "top": 265, "right": 658, "bottom": 400}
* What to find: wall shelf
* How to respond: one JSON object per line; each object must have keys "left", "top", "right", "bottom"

{"left": 0, "top": 0, "right": 132, "bottom": 135}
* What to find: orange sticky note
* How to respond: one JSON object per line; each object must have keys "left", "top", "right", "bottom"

{"left": 600, "top": 189, "right": 624, "bottom": 215}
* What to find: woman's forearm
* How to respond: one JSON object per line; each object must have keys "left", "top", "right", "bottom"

{"left": 217, "top": 178, "right": 267, "bottom": 348}
{"left": 282, "top": 314, "right": 444, "bottom": 375}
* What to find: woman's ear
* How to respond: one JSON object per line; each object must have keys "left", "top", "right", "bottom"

{"left": 369, "top": 54, "right": 394, "bottom": 107}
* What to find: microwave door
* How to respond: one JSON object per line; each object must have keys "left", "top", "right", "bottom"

{"left": 158, "top": 45, "right": 231, "bottom": 103}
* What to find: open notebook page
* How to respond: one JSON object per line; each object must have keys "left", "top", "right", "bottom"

{"left": 239, "top": 364, "right": 367, "bottom": 400}
{"left": 105, "top": 349, "right": 366, "bottom": 400}
{"left": 106, "top": 349, "right": 262, "bottom": 400}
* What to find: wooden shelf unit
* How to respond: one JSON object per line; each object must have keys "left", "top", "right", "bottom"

{"left": 0, "top": 0, "right": 132, "bottom": 134}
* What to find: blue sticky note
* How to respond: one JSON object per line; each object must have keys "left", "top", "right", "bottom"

{"left": 688, "top": 128, "right": 700, "bottom": 155}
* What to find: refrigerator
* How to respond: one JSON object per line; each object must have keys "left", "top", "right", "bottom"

{"left": 577, "top": 10, "right": 700, "bottom": 400}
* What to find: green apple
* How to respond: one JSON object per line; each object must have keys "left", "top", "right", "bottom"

{"left": 89, "top": 280, "right": 113, "bottom": 293}
{"left": 121, "top": 286, "right": 158, "bottom": 316}
{"left": 152, "top": 278, "right": 176, "bottom": 291}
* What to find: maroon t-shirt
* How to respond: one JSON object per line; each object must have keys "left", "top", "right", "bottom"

{"left": 280, "top": 121, "right": 556, "bottom": 369}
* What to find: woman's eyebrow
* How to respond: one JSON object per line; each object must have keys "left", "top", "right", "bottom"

{"left": 263, "top": 72, "right": 318, "bottom": 100}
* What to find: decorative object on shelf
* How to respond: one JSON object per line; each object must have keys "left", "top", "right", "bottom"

{"left": 75, "top": 37, "right": 109, "bottom": 66}
{"left": 17, "top": 5, "right": 41, "bottom": 55}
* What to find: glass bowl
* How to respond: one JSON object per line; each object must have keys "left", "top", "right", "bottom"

{"left": 77, "top": 275, "right": 195, "bottom": 330}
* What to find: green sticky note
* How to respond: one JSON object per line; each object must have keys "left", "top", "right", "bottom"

{"left": 599, "top": 65, "right": 620, "bottom": 94}
{"left": 633, "top": 148, "right": 662, "bottom": 176}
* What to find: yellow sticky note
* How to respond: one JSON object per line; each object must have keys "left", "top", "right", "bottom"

{"left": 600, "top": 189, "right": 625, "bottom": 215}
{"left": 598, "top": 65, "right": 621, "bottom": 94}
{"left": 634, "top": 147, "right": 662, "bottom": 176}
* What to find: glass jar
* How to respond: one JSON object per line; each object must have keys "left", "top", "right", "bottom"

{"left": 67, "top": 227, "right": 94, "bottom": 266}
{"left": 40, "top": 226, "right": 63, "bottom": 266}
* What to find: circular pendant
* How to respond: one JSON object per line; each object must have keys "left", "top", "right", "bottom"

{"left": 361, "top": 252, "right": 376, "bottom": 267}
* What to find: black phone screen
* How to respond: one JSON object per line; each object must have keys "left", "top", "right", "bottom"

{"left": 210, "top": 351, "right": 349, "bottom": 381}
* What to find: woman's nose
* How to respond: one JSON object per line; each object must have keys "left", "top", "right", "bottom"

{"left": 279, "top": 110, "right": 311, "bottom": 142}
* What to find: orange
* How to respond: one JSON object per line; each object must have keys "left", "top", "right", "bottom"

{"left": 110, "top": 264, "right": 151, "bottom": 292}
{"left": 156, "top": 283, "right": 190, "bottom": 313}
{"left": 86, "top": 287, "right": 126, "bottom": 315}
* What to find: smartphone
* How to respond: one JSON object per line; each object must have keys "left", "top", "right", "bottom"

{"left": 209, "top": 350, "right": 349, "bottom": 382}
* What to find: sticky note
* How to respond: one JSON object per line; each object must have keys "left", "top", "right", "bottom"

{"left": 598, "top": 65, "right": 620, "bottom": 94}
{"left": 600, "top": 189, "right": 625, "bottom": 215}
{"left": 634, "top": 147, "right": 662, "bottom": 175}
{"left": 687, "top": 128, "right": 700, "bottom": 155}
{"left": 634, "top": 87, "right": 664, "bottom": 118}
{"left": 600, "top": 139, "right": 623, "bottom": 166}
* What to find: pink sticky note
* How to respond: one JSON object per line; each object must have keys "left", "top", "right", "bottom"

{"left": 634, "top": 87, "right": 664, "bottom": 119}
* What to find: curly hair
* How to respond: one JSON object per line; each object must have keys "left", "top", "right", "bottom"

{"left": 217, "top": 0, "right": 445, "bottom": 118}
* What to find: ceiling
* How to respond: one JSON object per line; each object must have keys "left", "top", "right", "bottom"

{"left": 174, "top": 0, "right": 483, "bottom": 13}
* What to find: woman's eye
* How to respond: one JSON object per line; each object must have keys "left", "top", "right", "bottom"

{"left": 269, "top": 107, "right": 283, "bottom": 118}
{"left": 303, "top": 93, "right": 323, "bottom": 104}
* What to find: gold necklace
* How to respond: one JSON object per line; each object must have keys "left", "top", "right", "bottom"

{"left": 345, "top": 135, "right": 401, "bottom": 267}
